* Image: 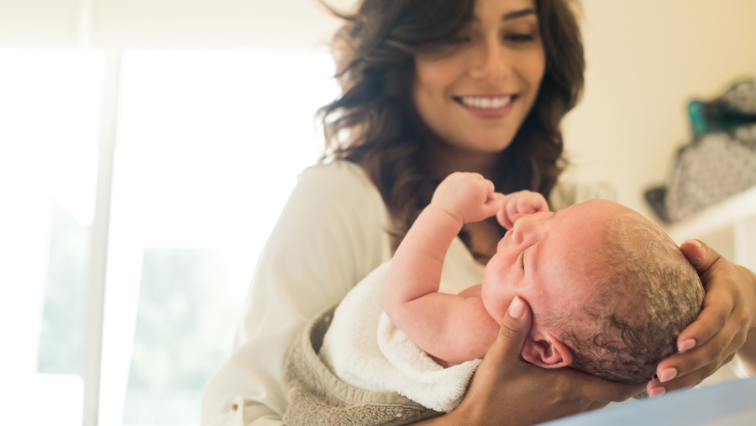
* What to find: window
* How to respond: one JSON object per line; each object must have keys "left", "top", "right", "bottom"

{"left": 0, "top": 47, "right": 339, "bottom": 426}
{"left": 98, "top": 50, "right": 340, "bottom": 425}
{"left": 0, "top": 48, "right": 105, "bottom": 425}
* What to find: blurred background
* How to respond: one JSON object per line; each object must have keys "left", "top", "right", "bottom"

{"left": 0, "top": 1, "right": 755, "bottom": 425}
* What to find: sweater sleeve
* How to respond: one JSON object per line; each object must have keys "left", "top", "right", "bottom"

{"left": 201, "top": 161, "right": 391, "bottom": 426}
{"left": 548, "top": 179, "right": 617, "bottom": 210}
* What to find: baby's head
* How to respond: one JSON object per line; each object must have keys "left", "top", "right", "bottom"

{"left": 481, "top": 199, "right": 704, "bottom": 384}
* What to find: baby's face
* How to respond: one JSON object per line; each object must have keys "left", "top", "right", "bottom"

{"left": 481, "top": 199, "right": 624, "bottom": 324}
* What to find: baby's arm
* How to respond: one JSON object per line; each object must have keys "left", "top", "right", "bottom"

{"left": 383, "top": 173, "right": 504, "bottom": 364}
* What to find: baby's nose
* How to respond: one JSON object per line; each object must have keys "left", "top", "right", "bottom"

{"left": 512, "top": 216, "right": 538, "bottom": 244}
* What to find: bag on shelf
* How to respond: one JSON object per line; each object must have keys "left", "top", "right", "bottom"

{"left": 646, "top": 80, "right": 756, "bottom": 222}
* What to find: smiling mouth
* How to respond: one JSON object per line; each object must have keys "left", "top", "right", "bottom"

{"left": 453, "top": 95, "right": 518, "bottom": 110}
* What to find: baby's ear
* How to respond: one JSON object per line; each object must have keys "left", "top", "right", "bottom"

{"left": 520, "top": 325, "right": 573, "bottom": 369}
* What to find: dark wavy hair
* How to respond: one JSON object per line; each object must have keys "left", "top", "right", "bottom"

{"left": 319, "top": 0, "right": 585, "bottom": 252}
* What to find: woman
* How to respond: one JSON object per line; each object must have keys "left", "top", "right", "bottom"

{"left": 202, "top": 0, "right": 756, "bottom": 425}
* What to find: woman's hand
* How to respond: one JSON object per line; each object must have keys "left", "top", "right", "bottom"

{"left": 648, "top": 240, "right": 756, "bottom": 396}
{"left": 419, "top": 298, "right": 644, "bottom": 426}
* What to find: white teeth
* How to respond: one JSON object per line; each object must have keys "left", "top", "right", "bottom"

{"left": 459, "top": 96, "right": 512, "bottom": 109}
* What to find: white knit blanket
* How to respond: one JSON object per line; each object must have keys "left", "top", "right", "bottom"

{"left": 318, "top": 261, "right": 482, "bottom": 413}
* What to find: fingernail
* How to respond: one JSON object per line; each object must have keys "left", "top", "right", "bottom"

{"left": 648, "top": 387, "right": 666, "bottom": 398}
{"left": 660, "top": 368, "right": 677, "bottom": 383}
{"left": 509, "top": 297, "right": 524, "bottom": 319}
{"left": 686, "top": 239, "right": 702, "bottom": 249}
{"left": 678, "top": 339, "right": 696, "bottom": 352}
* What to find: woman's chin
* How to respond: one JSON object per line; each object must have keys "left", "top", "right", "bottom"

{"left": 448, "top": 130, "right": 518, "bottom": 154}
{"left": 453, "top": 139, "right": 515, "bottom": 155}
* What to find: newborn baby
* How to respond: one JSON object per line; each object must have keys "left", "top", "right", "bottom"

{"left": 383, "top": 172, "right": 704, "bottom": 384}
{"left": 282, "top": 173, "right": 706, "bottom": 424}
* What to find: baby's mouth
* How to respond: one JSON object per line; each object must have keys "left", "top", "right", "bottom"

{"left": 453, "top": 95, "right": 518, "bottom": 110}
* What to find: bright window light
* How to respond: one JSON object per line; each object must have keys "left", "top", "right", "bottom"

{"left": 0, "top": 48, "right": 104, "bottom": 424}
{"left": 99, "top": 50, "right": 340, "bottom": 425}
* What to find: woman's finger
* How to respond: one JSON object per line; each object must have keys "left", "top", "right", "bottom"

{"left": 648, "top": 357, "right": 718, "bottom": 396}
{"left": 672, "top": 288, "right": 733, "bottom": 354}
{"left": 489, "top": 297, "right": 532, "bottom": 364}
{"left": 450, "top": 297, "right": 537, "bottom": 426}
{"left": 674, "top": 240, "right": 734, "bottom": 352}
{"left": 680, "top": 239, "right": 721, "bottom": 276}
{"left": 457, "top": 297, "right": 643, "bottom": 426}
{"left": 657, "top": 314, "right": 739, "bottom": 382}
{"left": 648, "top": 328, "right": 745, "bottom": 395}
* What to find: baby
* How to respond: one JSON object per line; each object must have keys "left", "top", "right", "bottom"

{"left": 281, "top": 173, "right": 706, "bottom": 425}
{"left": 383, "top": 172, "right": 705, "bottom": 384}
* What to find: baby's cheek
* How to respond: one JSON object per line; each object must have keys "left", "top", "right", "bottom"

{"left": 517, "top": 286, "right": 551, "bottom": 319}
{"left": 492, "top": 288, "right": 520, "bottom": 323}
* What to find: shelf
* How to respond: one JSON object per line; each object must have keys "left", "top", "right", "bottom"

{"left": 665, "top": 184, "right": 756, "bottom": 244}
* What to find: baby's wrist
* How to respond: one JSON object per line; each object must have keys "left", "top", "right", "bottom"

{"left": 427, "top": 203, "right": 465, "bottom": 227}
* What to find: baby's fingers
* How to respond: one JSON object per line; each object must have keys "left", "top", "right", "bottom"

{"left": 482, "top": 192, "right": 505, "bottom": 217}
{"left": 504, "top": 197, "right": 530, "bottom": 226}
{"left": 504, "top": 192, "right": 549, "bottom": 226}
{"left": 515, "top": 197, "right": 538, "bottom": 216}
{"left": 496, "top": 194, "right": 515, "bottom": 229}
{"left": 487, "top": 191, "right": 505, "bottom": 205}
{"left": 517, "top": 192, "right": 549, "bottom": 214}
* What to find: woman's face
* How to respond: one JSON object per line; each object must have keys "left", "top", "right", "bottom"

{"left": 412, "top": 0, "right": 546, "bottom": 155}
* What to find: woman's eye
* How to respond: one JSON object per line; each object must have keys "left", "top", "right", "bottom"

{"left": 449, "top": 35, "right": 472, "bottom": 44}
{"left": 505, "top": 33, "right": 535, "bottom": 43}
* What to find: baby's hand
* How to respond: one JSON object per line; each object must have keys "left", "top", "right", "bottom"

{"left": 496, "top": 190, "right": 550, "bottom": 229}
{"left": 431, "top": 172, "right": 504, "bottom": 224}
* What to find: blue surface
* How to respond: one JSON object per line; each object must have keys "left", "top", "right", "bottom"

{"left": 542, "top": 377, "right": 756, "bottom": 426}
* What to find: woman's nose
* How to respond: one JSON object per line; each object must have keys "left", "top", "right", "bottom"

{"left": 469, "top": 37, "right": 512, "bottom": 81}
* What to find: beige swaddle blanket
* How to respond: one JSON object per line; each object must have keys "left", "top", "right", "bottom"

{"left": 319, "top": 262, "right": 481, "bottom": 413}
{"left": 282, "top": 262, "right": 482, "bottom": 426}
{"left": 282, "top": 303, "right": 440, "bottom": 426}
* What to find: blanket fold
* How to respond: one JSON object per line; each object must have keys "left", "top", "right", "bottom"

{"left": 319, "top": 262, "right": 481, "bottom": 413}
{"left": 282, "top": 302, "right": 440, "bottom": 426}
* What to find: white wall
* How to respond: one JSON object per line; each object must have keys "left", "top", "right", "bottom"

{"left": 563, "top": 0, "right": 756, "bottom": 222}
{"left": 2, "top": 0, "right": 755, "bottom": 220}
{"left": 0, "top": 0, "right": 356, "bottom": 49}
